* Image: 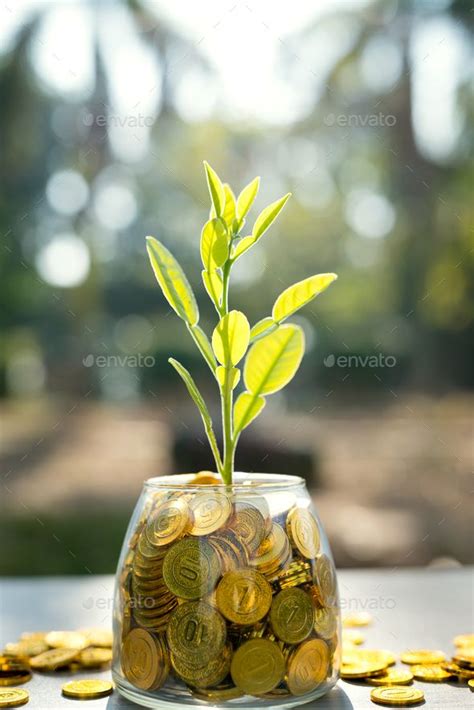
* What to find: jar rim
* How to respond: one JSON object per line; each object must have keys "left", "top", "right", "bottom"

{"left": 144, "top": 472, "right": 306, "bottom": 490}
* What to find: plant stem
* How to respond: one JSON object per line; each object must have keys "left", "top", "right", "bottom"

{"left": 220, "top": 259, "right": 235, "bottom": 483}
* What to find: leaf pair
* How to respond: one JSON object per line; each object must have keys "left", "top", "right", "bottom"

{"left": 250, "top": 273, "right": 338, "bottom": 341}
{"left": 231, "top": 192, "right": 291, "bottom": 260}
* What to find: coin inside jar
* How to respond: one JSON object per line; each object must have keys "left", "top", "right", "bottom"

{"left": 188, "top": 491, "right": 232, "bottom": 535}
{"left": 286, "top": 507, "right": 320, "bottom": 559}
{"left": 270, "top": 587, "right": 314, "bottom": 644}
{"left": 286, "top": 638, "right": 330, "bottom": 696}
{"left": 230, "top": 638, "right": 285, "bottom": 696}
{"left": 162, "top": 538, "right": 221, "bottom": 599}
{"left": 216, "top": 568, "right": 272, "bottom": 625}
{"left": 121, "top": 628, "right": 169, "bottom": 691}
{"left": 166, "top": 601, "right": 226, "bottom": 665}
{"left": 315, "top": 554, "right": 338, "bottom": 606}
{"left": 147, "top": 498, "right": 190, "bottom": 546}
{"left": 228, "top": 501, "right": 267, "bottom": 553}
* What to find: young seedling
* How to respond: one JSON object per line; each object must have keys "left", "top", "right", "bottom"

{"left": 146, "top": 162, "right": 337, "bottom": 484}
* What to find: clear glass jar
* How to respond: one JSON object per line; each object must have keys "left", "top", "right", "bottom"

{"left": 112, "top": 473, "right": 341, "bottom": 709}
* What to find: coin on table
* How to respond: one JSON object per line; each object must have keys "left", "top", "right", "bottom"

{"left": 341, "top": 660, "right": 389, "bottom": 679}
{"left": 122, "top": 629, "right": 169, "bottom": 691}
{"left": 189, "top": 491, "right": 232, "bottom": 535}
{"left": 77, "top": 647, "right": 113, "bottom": 667}
{"left": 400, "top": 649, "right": 445, "bottom": 665}
{"left": 454, "top": 634, "right": 474, "bottom": 648}
{"left": 216, "top": 568, "right": 272, "bottom": 625}
{"left": 370, "top": 686, "right": 424, "bottom": 706}
{"left": 44, "top": 630, "right": 88, "bottom": 650}
{"left": 441, "top": 661, "right": 474, "bottom": 679}
{"left": 79, "top": 628, "right": 113, "bottom": 648}
{"left": 344, "top": 650, "right": 396, "bottom": 668}
{"left": 29, "top": 648, "right": 79, "bottom": 671}
{"left": 166, "top": 601, "right": 226, "bottom": 665}
{"left": 453, "top": 650, "right": 474, "bottom": 669}
{"left": 286, "top": 507, "right": 320, "bottom": 559}
{"left": 314, "top": 605, "right": 338, "bottom": 640}
{"left": 0, "top": 675, "right": 31, "bottom": 688}
{"left": 0, "top": 690, "right": 29, "bottom": 708}
{"left": 62, "top": 680, "right": 113, "bottom": 699}
{"left": 270, "top": 587, "right": 314, "bottom": 644}
{"left": 342, "top": 611, "right": 373, "bottom": 627}
{"left": 468, "top": 678, "right": 474, "bottom": 690}
{"left": 229, "top": 501, "right": 267, "bottom": 553}
{"left": 286, "top": 638, "right": 330, "bottom": 696}
{"left": 366, "top": 668, "right": 414, "bottom": 686}
{"left": 342, "top": 629, "right": 365, "bottom": 646}
{"left": 315, "top": 554, "right": 338, "bottom": 606}
{"left": 230, "top": 638, "right": 285, "bottom": 696}
{"left": 163, "top": 537, "right": 221, "bottom": 599}
{"left": 147, "top": 497, "right": 190, "bottom": 546}
{"left": 410, "top": 664, "right": 452, "bottom": 682}
{"left": 4, "top": 641, "right": 48, "bottom": 658}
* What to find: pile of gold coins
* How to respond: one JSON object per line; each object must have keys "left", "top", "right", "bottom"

{"left": 340, "top": 613, "right": 474, "bottom": 706}
{"left": 0, "top": 628, "right": 114, "bottom": 706}
{"left": 116, "top": 483, "right": 340, "bottom": 701}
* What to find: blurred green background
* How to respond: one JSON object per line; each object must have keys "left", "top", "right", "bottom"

{"left": 1, "top": 0, "right": 473, "bottom": 575}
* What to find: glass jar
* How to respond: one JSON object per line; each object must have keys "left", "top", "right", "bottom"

{"left": 112, "top": 473, "right": 341, "bottom": 709}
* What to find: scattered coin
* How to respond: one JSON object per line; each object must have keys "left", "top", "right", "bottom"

{"left": 62, "top": 680, "right": 113, "bottom": 699}
{"left": 468, "top": 678, "right": 474, "bottom": 690}
{"left": 401, "top": 650, "right": 446, "bottom": 665}
{"left": 0, "top": 676, "right": 31, "bottom": 689}
{"left": 343, "top": 612, "right": 373, "bottom": 627}
{"left": 77, "top": 647, "right": 112, "bottom": 667}
{"left": 441, "top": 661, "right": 474, "bottom": 679}
{"left": 342, "top": 629, "right": 365, "bottom": 645}
{"left": 341, "top": 660, "right": 389, "bottom": 679}
{"left": 29, "top": 648, "right": 79, "bottom": 671}
{"left": 44, "top": 631, "right": 87, "bottom": 651}
{"left": 453, "top": 650, "right": 474, "bottom": 669}
{"left": 0, "top": 689, "right": 29, "bottom": 708}
{"left": 453, "top": 634, "right": 474, "bottom": 648}
{"left": 370, "top": 686, "right": 425, "bottom": 706}
{"left": 366, "top": 668, "right": 414, "bottom": 686}
{"left": 410, "top": 664, "right": 453, "bottom": 682}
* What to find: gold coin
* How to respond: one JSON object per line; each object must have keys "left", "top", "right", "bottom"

{"left": 454, "top": 634, "right": 474, "bottom": 648}
{"left": 62, "top": 680, "right": 113, "bottom": 699}
{"left": 410, "top": 664, "right": 453, "bottom": 682}
{"left": 171, "top": 644, "right": 232, "bottom": 688}
{"left": 44, "top": 630, "right": 88, "bottom": 650}
{"left": 229, "top": 501, "right": 267, "bottom": 553}
{"left": 342, "top": 629, "right": 365, "bottom": 646}
{"left": 341, "top": 661, "right": 388, "bottom": 679}
{"left": 4, "top": 641, "right": 48, "bottom": 658}
{"left": 147, "top": 498, "right": 190, "bottom": 546}
{"left": 286, "top": 506, "right": 320, "bottom": 559}
{"left": 189, "top": 491, "right": 232, "bottom": 535}
{"left": 468, "top": 678, "right": 474, "bottom": 690}
{"left": 192, "top": 683, "right": 243, "bottom": 701}
{"left": 230, "top": 639, "right": 285, "bottom": 696}
{"left": 344, "top": 650, "right": 396, "bottom": 668}
{"left": 166, "top": 601, "right": 226, "bottom": 665}
{"left": 79, "top": 628, "right": 113, "bottom": 648}
{"left": 0, "top": 676, "right": 31, "bottom": 688}
{"left": 453, "top": 650, "right": 474, "bottom": 669}
{"left": 216, "top": 568, "right": 272, "bottom": 625}
{"left": 29, "top": 648, "right": 78, "bottom": 671}
{"left": 209, "top": 532, "right": 248, "bottom": 572}
{"left": 366, "top": 669, "right": 414, "bottom": 686}
{"left": 286, "top": 638, "right": 330, "bottom": 696}
{"left": 314, "top": 606, "right": 338, "bottom": 640}
{"left": 277, "top": 560, "right": 312, "bottom": 589}
{"left": 122, "top": 629, "right": 168, "bottom": 691}
{"left": 163, "top": 537, "right": 221, "bottom": 599}
{"left": 19, "top": 633, "right": 46, "bottom": 643}
{"left": 370, "top": 686, "right": 424, "bottom": 706}
{"left": 0, "top": 690, "right": 29, "bottom": 708}
{"left": 315, "top": 554, "right": 338, "bottom": 606}
{"left": 0, "top": 660, "right": 29, "bottom": 673}
{"left": 77, "top": 647, "right": 112, "bottom": 667}
{"left": 401, "top": 650, "right": 445, "bottom": 665}
{"left": 190, "top": 471, "right": 221, "bottom": 484}
{"left": 343, "top": 611, "right": 373, "bottom": 627}
{"left": 441, "top": 661, "right": 474, "bottom": 679}
{"left": 251, "top": 523, "right": 290, "bottom": 573}
{"left": 270, "top": 588, "right": 314, "bottom": 644}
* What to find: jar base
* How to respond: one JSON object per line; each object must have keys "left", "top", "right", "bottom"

{"left": 114, "top": 674, "right": 338, "bottom": 709}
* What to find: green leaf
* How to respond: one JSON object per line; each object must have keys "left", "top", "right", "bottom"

{"left": 212, "top": 310, "right": 250, "bottom": 367}
{"left": 234, "top": 392, "right": 266, "bottom": 433}
{"left": 236, "top": 177, "right": 260, "bottom": 222}
{"left": 273, "top": 273, "right": 337, "bottom": 323}
{"left": 202, "top": 269, "right": 223, "bottom": 309}
{"left": 244, "top": 324, "right": 304, "bottom": 395}
{"left": 216, "top": 366, "right": 240, "bottom": 389}
{"left": 223, "top": 184, "right": 236, "bottom": 230}
{"left": 204, "top": 161, "right": 225, "bottom": 218}
{"left": 231, "top": 235, "right": 255, "bottom": 260}
{"left": 252, "top": 193, "right": 291, "bottom": 241}
{"left": 200, "top": 218, "right": 228, "bottom": 270}
{"left": 146, "top": 237, "right": 198, "bottom": 326}
{"left": 188, "top": 324, "right": 217, "bottom": 370}
{"left": 250, "top": 317, "right": 277, "bottom": 342}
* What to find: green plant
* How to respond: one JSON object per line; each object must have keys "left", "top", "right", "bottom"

{"left": 146, "top": 163, "right": 337, "bottom": 484}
